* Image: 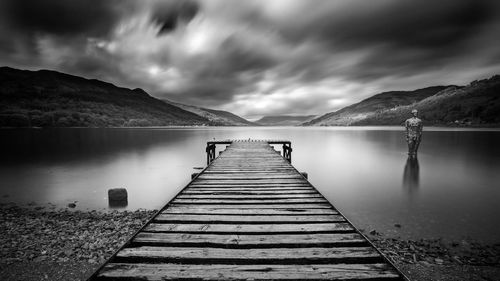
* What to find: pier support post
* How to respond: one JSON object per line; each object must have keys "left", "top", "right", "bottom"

{"left": 282, "top": 143, "right": 292, "bottom": 163}
{"left": 206, "top": 143, "right": 216, "bottom": 165}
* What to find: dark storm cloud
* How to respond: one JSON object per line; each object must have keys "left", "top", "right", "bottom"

{"left": 0, "top": 0, "right": 128, "bottom": 37}
{"left": 273, "top": 0, "right": 500, "bottom": 81}
{"left": 282, "top": 0, "right": 491, "bottom": 49}
{"left": 0, "top": 0, "right": 134, "bottom": 71}
{"left": 151, "top": 0, "right": 199, "bottom": 35}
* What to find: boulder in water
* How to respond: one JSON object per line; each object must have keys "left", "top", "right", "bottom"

{"left": 108, "top": 188, "right": 128, "bottom": 203}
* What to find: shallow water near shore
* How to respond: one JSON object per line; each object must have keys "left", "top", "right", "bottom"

{"left": 1, "top": 127, "right": 499, "bottom": 243}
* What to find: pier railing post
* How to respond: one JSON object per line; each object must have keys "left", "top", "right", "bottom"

{"left": 282, "top": 143, "right": 292, "bottom": 163}
{"left": 206, "top": 143, "right": 216, "bottom": 165}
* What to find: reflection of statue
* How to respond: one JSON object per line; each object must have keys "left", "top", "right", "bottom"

{"left": 405, "top": 109, "right": 423, "bottom": 157}
{"left": 403, "top": 156, "right": 419, "bottom": 191}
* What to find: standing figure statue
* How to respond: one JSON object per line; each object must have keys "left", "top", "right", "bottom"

{"left": 405, "top": 109, "right": 423, "bottom": 157}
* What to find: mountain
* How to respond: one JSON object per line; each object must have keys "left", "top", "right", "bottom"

{"left": 354, "top": 75, "right": 500, "bottom": 126}
{"left": 163, "top": 100, "right": 254, "bottom": 126}
{"left": 0, "top": 67, "right": 211, "bottom": 127}
{"left": 256, "top": 115, "right": 317, "bottom": 126}
{"left": 303, "top": 86, "right": 450, "bottom": 126}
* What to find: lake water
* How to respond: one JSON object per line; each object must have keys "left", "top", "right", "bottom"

{"left": 1, "top": 127, "right": 499, "bottom": 243}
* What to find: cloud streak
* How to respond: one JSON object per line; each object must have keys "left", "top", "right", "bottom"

{"left": 1, "top": 0, "right": 500, "bottom": 118}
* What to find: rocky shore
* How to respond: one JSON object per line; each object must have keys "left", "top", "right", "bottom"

{"left": 1, "top": 203, "right": 499, "bottom": 280}
{"left": 0, "top": 203, "right": 156, "bottom": 280}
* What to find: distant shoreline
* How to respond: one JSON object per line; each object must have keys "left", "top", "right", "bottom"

{"left": 1, "top": 125, "right": 500, "bottom": 130}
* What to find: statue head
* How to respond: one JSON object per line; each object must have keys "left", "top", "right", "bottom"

{"left": 411, "top": 109, "right": 418, "bottom": 117}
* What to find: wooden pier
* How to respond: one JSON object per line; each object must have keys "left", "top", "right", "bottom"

{"left": 89, "top": 140, "right": 407, "bottom": 280}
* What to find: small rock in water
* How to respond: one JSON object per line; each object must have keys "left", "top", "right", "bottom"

{"left": 394, "top": 223, "right": 402, "bottom": 228}
{"left": 67, "top": 203, "right": 76, "bottom": 208}
{"left": 369, "top": 229, "right": 380, "bottom": 236}
{"left": 108, "top": 188, "right": 128, "bottom": 202}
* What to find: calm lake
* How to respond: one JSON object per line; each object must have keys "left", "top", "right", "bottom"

{"left": 1, "top": 127, "right": 499, "bottom": 243}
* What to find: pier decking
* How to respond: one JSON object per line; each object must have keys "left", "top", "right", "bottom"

{"left": 89, "top": 140, "right": 406, "bottom": 280}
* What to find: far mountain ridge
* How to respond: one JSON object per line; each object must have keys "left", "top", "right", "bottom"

{"left": 256, "top": 115, "right": 317, "bottom": 126}
{"left": 162, "top": 100, "right": 254, "bottom": 126}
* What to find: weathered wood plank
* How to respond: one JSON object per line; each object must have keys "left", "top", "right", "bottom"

{"left": 204, "top": 170, "right": 297, "bottom": 173}
{"left": 162, "top": 207, "right": 338, "bottom": 215}
{"left": 154, "top": 214, "right": 345, "bottom": 223}
{"left": 193, "top": 179, "right": 308, "bottom": 184}
{"left": 144, "top": 223, "right": 355, "bottom": 234}
{"left": 197, "top": 175, "right": 304, "bottom": 180}
{"left": 183, "top": 189, "right": 317, "bottom": 194}
{"left": 132, "top": 232, "right": 367, "bottom": 248}
{"left": 176, "top": 194, "right": 323, "bottom": 199}
{"left": 188, "top": 184, "right": 312, "bottom": 188}
{"left": 193, "top": 179, "right": 308, "bottom": 183}
{"left": 97, "top": 263, "right": 401, "bottom": 280}
{"left": 172, "top": 198, "right": 328, "bottom": 204}
{"left": 115, "top": 246, "right": 383, "bottom": 264}
{"left": 167, "top": 203, "right": 333, "bottom": 209}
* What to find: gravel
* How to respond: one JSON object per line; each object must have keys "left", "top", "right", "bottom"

{"left": 0, "top": 204, "right": 156, "bottom": 266}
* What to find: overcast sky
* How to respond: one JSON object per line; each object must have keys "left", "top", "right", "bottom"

{"left": 1, "top": 0, "right": 500, "bottom": 119}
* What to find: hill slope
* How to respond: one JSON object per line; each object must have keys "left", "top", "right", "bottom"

{"left": 0, "top": 67, "right": 210, "bottom": 127}
{"left": 256, "top": 115, "right": 316, "bottom": 126}
{"left": 354, "top": 75, "right": 500, "bottom": 126}
{"left": 163, "top": 100, "right": 254, "bottom": 126}
{"left": 304, "top": 86, "right": 448, "bottom": 126}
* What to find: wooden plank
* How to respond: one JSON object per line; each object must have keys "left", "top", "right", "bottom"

{"left": 188, "top": 184, "right": 312, "bottom": 188}
{"left": 204, "top": 170, "right": 297, "bottom": 173}
{"left": 143, "top": 223, "right": 355, "bottom": 234}
{"left": 154, "top": 214, "right": 345, "bottom": 223}
{"left": 167, "top": 203, "right": 333, "bottom": 209}
{"left": 176, "top": 194, "right": 323, "bottom": 199}
{"left": 162, "top": 207, "right": 338, "bottom": 215}
{"left": 114, "top": 246, "right": 383, "bottom": 264}
{"left": 132, "top": 232, "right": 367, "bottom": 248}
{"left": 172, "top": 198, "right": 328, "bottom": 204}
{"left": 192, "top": 180, "right": 309, "bottom": 183}
{"left": 183, "top": 189, "right": 317, "bottom": 194}
{"left": 198, "top": 173, "right": 302, "bottom": 180}
{"left": 97, "top": 263, "right": 401, "bottom": 280}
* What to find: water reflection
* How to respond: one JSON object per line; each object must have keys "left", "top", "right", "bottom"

{"left": 403, "top": 156, "right": 420, "bottom": 193}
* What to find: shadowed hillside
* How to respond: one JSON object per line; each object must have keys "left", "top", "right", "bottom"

{"left": 355, "top": 75, "right": 500, "bottom": 126}
{"left": 304, "top": 86, "right": 448, "bottom": 126}
{"left": 0, "top": 67, "right": 210, "bottom": 127}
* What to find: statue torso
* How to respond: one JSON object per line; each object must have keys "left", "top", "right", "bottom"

{"left": 406, "top": 117, "right": 422, "bottom": 138}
